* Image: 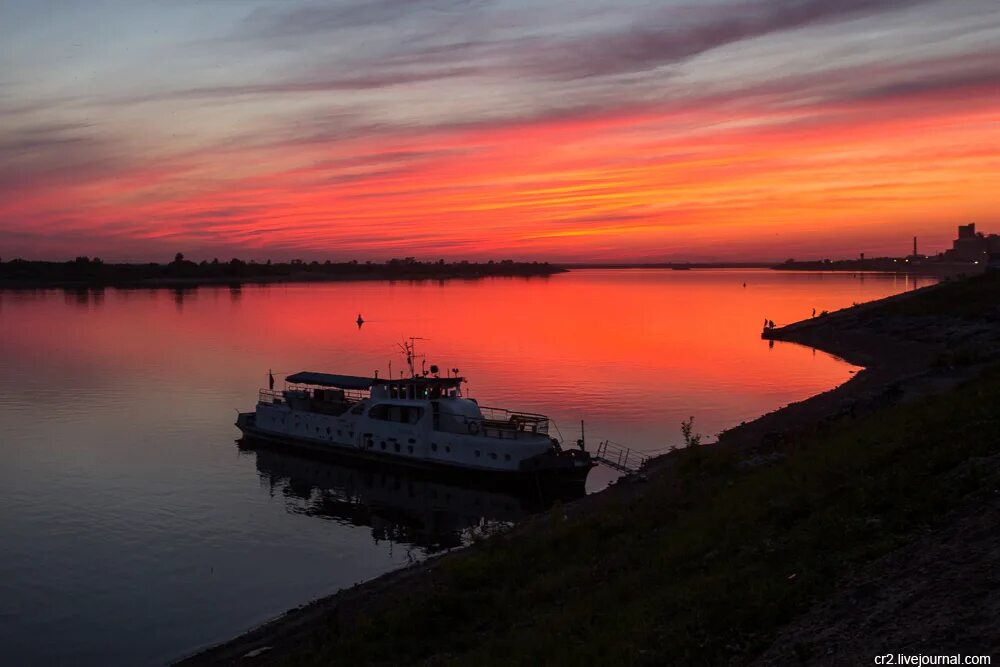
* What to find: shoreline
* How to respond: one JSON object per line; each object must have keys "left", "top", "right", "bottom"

{"left": 0, "top": 264, "right": 968, "bottom": 290}
{"left": 175, "top": 272, "right": 999, "bottom": 665}
{"left": 0, "top": 270, "right": 565, "bottom": 290}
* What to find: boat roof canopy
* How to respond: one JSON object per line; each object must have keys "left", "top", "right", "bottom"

{"left": 285, "top": 372, "right": 375, "bottom": 389}
{"left": 285, "top": 371, "right": 463, "bottom": 389}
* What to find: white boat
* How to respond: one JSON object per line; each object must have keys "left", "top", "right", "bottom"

{"left": 236, "top": 355, "right": 593, "bottom": 485}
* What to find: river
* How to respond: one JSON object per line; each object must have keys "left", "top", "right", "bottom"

{"left": 0, "top": 269, "right": 933, "bottom": 665}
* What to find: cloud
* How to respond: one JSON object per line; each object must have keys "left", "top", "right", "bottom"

{"left": 241, "top": 0, "right": 485, "bottom": 37}
{"left": 0, "top": 122, "right": 127, "bottom": 194}
{"left": 239, "top": 0, "right": 938, "bottom": 86}
{"left": 162, "top": 64, "right": 480, "bottom": 98}
{"left": 850, "top": 66, "right": 1000, "bottom": 104}
{"left": 525, "top": 0, "right": 935, "bottom": 80}
{"left": 123, "top": 0, "right": 948, "bottom": 143}
{"left": 0, "top": 122, "right": 96, "bottom": 155}
{"left": 4, "top": 0, "right": 997, "bottom": 262}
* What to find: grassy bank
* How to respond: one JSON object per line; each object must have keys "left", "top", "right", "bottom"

{"left": 183, "top": 272, "right": 1000, "bottom": 666}
{"left": 267, "top": 368, "right": 999, "bottom": 665}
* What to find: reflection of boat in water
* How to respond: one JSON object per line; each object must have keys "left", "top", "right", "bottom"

{"left": 239, "top": 440, "right": 584, "bottom": 553}
{"left": 237, "top": 341, "right": 593, "bottom": 485}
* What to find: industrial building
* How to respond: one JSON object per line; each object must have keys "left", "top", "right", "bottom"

{"left": 942, "top": 223, "right": 1000, "bottom": 264}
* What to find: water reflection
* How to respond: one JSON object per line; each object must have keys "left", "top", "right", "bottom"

{"left": 173, "top": 286, "right": 196, "bottom": 311}
{"left": 0, "top": 269, "right": 936, "bottom": 665}
{"left": 240, "top": 440, "right": 583, "bottom": 555}
{"left": 63, "top": 286, "right": 106, "bottom": 307}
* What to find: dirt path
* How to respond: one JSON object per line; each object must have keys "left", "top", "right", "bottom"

{"left": 754, "top": 452, "right": 1000, "bottom": 664}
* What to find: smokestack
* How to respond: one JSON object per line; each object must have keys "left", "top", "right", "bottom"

{"left": 913, "top": 236, "right": 917, "bottom": 257}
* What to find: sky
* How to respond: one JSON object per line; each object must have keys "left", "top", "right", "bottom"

{"left": 1, "top": 0, "right": 999, "bottom": 262}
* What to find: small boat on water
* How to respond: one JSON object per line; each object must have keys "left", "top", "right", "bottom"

{"left": 236, "top": 346, "right": 594, "bottom": 485}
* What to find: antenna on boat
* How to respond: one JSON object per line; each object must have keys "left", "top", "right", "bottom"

{"left": 577, "top": 420, "right": 586, "bottom": 452}
{"left": 397, "top": 337, "right": 426, "bottom": 378}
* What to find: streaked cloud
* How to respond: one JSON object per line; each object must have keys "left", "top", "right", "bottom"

{"left": 0, "top": 0, "right": 998, "bottom": 261}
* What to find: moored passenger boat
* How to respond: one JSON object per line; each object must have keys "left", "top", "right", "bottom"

{"left": 236, "top": 357, "right": 593, "bottom": 485}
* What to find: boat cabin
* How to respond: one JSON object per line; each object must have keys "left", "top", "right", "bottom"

{"left": 265, "top": 371, "right": 548, "bottom": 439}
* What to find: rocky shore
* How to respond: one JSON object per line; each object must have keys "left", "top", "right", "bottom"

{"left": 177, "top": 271, "right": 1000, "bottom": 666}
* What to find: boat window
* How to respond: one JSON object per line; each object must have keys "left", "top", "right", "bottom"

{"left": 368, "top": 404, "right": 424, "bottom": 423}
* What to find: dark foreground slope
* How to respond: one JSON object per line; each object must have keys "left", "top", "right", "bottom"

{"left": 180, "top": 272, "right": 1000, "bottom": 666}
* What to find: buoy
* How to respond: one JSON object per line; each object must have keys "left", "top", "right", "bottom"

{"left": 356, "top": 313, "right": 364, "bottom": 328}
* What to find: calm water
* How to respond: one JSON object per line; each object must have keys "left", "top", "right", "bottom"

{"left": 0, "top": 269, "right": 932, "bottom": 665}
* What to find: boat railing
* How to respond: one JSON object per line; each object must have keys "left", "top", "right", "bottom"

{"left": 286, "top": 383, "right": 368, "bottom": 402}
{"left": 259, "top": 387, "right": 367, "bottom": 405}
{"left": 476, "top": 406, "right": 550, "bottom": 436}
{"left": 433, "top": 406, "right": 549, "bottom": 439}
{"left": 258, "top": 388, "right": 284, "bottom": 404}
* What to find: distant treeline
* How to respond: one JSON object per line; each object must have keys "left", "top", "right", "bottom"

{"left": 0, "top": 254, "right": 564, "bottom": 287}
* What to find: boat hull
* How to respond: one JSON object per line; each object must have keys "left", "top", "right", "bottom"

{"left": 235, "top": 412, "right": 593, "bottom": 488}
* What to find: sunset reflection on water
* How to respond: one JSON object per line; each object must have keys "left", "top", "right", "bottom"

{"left": 0, "top": 269, "right": 932, "bottom": 665}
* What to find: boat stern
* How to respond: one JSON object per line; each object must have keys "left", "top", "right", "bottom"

{"left": 518, "top": 446, "right": 594, "bottom": 481}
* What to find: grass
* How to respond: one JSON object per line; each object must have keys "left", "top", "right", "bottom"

{"left": 274, "top": 358, "right": 1000, "bottom": 666}
{"left": 872, "top": 269, "right": 1000, "bottom": 320}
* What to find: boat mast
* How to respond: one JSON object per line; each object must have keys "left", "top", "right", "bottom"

{"left": 398, "top": 337, "right": 426, "bottom": 378}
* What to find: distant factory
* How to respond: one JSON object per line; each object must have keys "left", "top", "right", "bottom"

{"left": 940, "top": 223, "right": 1000, "bottom": 264}
{"left": 778, "top": 223, "right": 1000, "bottom": 275}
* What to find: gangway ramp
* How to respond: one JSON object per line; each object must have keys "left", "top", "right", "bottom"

{"left": 594, "top": 440, "right": 649, "bottom": 474}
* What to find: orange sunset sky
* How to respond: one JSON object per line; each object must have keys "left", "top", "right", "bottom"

{"left": 2, "top": 0, "right": 999, "bottom": 262}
